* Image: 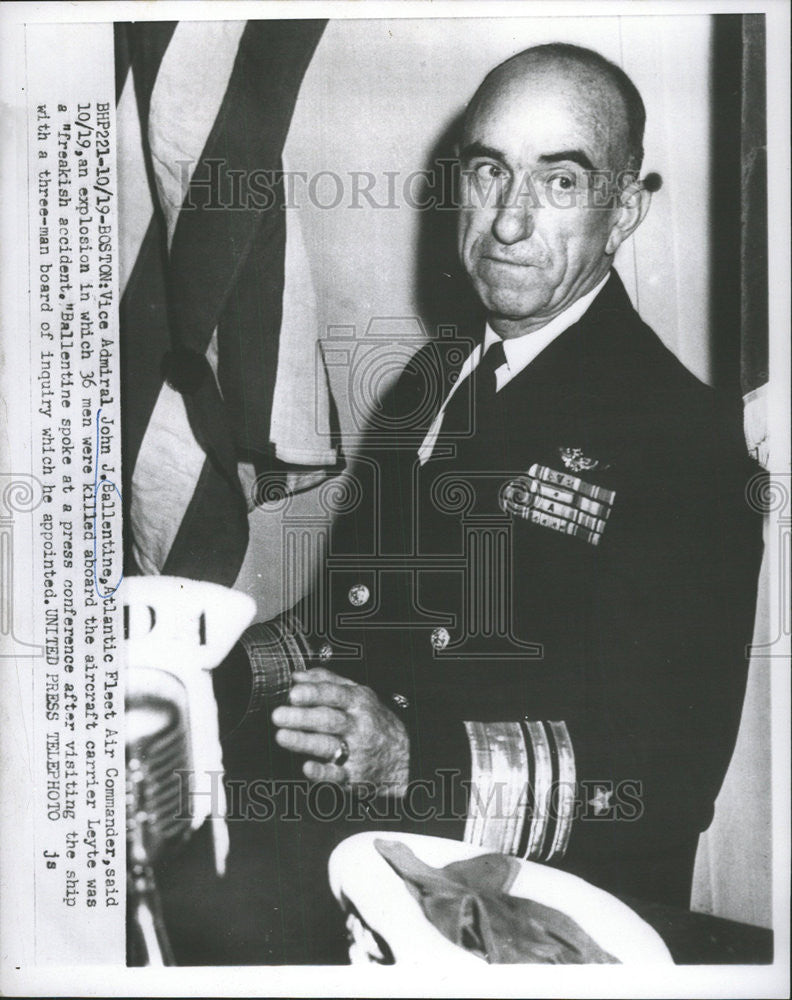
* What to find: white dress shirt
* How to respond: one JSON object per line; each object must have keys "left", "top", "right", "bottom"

{"left": 417, "top": 272, "right": 611, "bottom": 464}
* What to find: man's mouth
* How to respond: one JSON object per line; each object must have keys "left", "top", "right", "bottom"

{"left": 481, "top": 254, "right": 539, "bottom": 271}
{"left": 481, "top": 255, "right": 539, "bottom": 269}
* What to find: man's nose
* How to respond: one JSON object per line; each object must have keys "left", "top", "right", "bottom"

{"left": 491, "top": 199, "right": 534, "bottom": 246}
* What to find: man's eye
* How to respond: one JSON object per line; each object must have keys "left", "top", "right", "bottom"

{"left": 547, "top": 173, "right": 576, "bottom": 192}
{"left": 474, "top": 163, "right": 506, "bottom": 181}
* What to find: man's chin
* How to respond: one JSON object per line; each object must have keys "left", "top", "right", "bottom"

{"left": 480, "top": 290, "right": 551, "bottom": 325}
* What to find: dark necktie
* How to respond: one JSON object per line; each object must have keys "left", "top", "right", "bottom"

{"left": 440, "top": 339, "right": 507, "bottom": 439}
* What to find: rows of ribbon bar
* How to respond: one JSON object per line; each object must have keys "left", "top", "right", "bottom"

{"left": 500, "top": 464, "right": 616, "bottom": 546}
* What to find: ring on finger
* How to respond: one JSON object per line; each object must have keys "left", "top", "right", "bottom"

{"left": 331, "top": 737, "right": 350, "bottom": 767}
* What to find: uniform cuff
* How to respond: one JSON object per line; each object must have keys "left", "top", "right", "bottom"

{"left": 237, "top": 612, "right": 312, "bottom": 720}
{"left": 463, "top": 719, "right": 575, "bottom": 861}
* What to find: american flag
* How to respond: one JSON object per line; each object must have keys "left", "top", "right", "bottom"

{"left": 115, "top": 20, "right": 339, "bottom": 587}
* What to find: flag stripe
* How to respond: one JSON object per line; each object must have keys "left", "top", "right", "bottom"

{"left": 117, "top": 71, "right": 154, "bottom": 295}
{"left": 168, "top": 20, "right": 327, "bottom": 358}
{"left": 271, "top": 157, "right": 337, "bottom": 466}
{"left": 130, "top": 383, "right": 207, "bottom": 574}
{"left": 216, "top": 181, "right": 285, "bottom": 456}
{"left": 148, "top": 21, "right": 248, "bottom": 249}
{"left": 161, "top": 458, "right": 248, "bottom": 586}
{"left": 113, "top": 22, "right": 132, "bottom": 102}
{"left": 120, "top": 219, "right": 172, "bottom": 490}
{"left": 129, "top": 21, "right": 178, "bottom": 139}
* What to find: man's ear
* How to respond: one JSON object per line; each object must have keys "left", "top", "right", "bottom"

{"left": 605, "top": 181, "right": 651, "bottom": 255}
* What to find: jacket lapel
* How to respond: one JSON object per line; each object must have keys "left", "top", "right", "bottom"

{"left": 436, "top": 271, "right": 665, "bottom": 534}
{"left": 494, "top": 271, "right": 640, "bottom": 413}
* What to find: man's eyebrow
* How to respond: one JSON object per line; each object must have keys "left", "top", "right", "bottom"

{"left": 460, "top": 144, "right": 599, "bottom": 172}
{"left": 538, "top": 150, "right": 597, "bottom": 171}
{"left": 459, "top": 141, "right": 507, "bottom": 163}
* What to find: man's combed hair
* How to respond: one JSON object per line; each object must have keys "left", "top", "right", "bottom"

{"left": 476, "top": 42, "right": 647, "bottom": 174}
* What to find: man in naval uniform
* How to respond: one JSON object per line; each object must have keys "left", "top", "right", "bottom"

{"left": 217, "top": 43, "right": 762, "bottom": 955}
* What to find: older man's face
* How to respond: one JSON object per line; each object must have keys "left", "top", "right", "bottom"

{"left": 458, "top": 62, "right": 628, "bottom": 336}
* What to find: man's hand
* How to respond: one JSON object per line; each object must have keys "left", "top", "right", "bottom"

{"left": 271, "top": 668, "right": 409, "bottom": 797}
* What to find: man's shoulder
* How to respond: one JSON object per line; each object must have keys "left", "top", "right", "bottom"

{"left": 558, "top": 273, "right": 752, "bottom": 480}
{"left": 588, "top": 273, "right": 722, "bottom": 412}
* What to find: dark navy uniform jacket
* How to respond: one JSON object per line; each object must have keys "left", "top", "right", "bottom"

{"left": 203, "top": 271, "right": 762, "bottom": 963}
{"left": 296, "top": 269, "right": 763, "bottom": 906}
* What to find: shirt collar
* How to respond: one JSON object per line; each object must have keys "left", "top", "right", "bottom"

{"left": 483, "top": 271, "right": 612, "bottom": 383}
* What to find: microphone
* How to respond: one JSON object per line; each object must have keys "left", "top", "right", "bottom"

{"left": 123, "top": 576, "right": 256, "bottom": 966}
{"left": 127, "top": 679, "right": 192, "bottom": 858}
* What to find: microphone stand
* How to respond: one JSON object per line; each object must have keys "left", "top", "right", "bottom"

{"left": 126, "top": 757, "right": 176, "bottom": 966}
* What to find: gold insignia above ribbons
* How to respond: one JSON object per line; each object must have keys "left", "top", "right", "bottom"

{"left": 499, "top": 464, "right": 616, "bottom": 546}
{"left": 559, "top": 446, "right": 607, "bottom": 473}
